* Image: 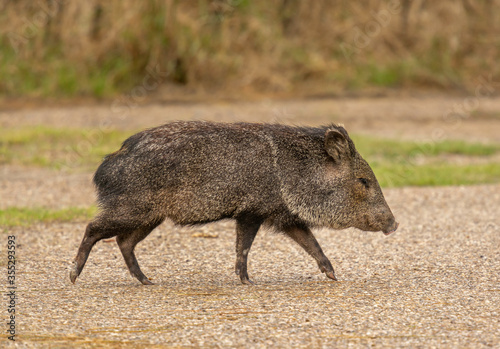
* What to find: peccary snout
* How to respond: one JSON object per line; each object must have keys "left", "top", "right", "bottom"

{"left": 70, "top": 121, "right": 398, "bottom": 286}
{"left": 380, "top": 206, "right": 399, "bottom": 235}
{"left": 366, "top": 207, "right": 398, "bottom": 236}
{"left": 356, "top": 192, "right": 398, "bottom": 235}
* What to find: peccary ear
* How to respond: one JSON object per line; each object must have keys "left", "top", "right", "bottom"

{"left": 324, "top": 128, "right": 350, "bottom": 162}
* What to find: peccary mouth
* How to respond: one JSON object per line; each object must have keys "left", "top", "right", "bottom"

{"left": 383, "top": 221, "right": 399, "bottom": 235}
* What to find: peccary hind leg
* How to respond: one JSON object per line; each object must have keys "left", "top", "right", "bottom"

{"left": 116, "top": 221, "right": 163, "bottom": 285}
{"left": 285, "top": 226, "right": 337, "bottom": 281}
{"left": 235, "top": 216, "right": 262, "bottom": 285}
{"left": 70, "top": 219, "right": 126, "bottom": 284}
{"left": 70, "top": 216, "right": 162, "bottom": 285}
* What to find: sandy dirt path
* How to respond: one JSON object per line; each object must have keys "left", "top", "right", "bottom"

{"left": 3, "top": 184, "right": 499, "bottom": 348}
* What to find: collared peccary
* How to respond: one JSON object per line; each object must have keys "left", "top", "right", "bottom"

{"left": 70, "top": 121, "right": 398, "bottom": 285}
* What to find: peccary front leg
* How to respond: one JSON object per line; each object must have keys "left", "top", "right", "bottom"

{"left": 285, "top": 226, "right": 337, "bottom": 281}
{"left": 235, "top": 216, "right": 262, "bottom": 285}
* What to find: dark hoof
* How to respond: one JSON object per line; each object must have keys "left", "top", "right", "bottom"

{"left": 140, "top": 278, "right": 154, "bottom": 285}
{"left": 325, "top": 271, "right": 337, "bottom": 281}
{"left": 69, "top": 266, "right": 79, "bottom": 284}
{"left": 241, "top": 277, "right": 255, "bottom": 286}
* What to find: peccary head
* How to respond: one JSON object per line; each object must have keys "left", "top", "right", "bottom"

{"left": 278, "top": 125, "right": 398, "bottom": 235}
{"left": 324, "top": 127, "right": 398, "bottom": 234}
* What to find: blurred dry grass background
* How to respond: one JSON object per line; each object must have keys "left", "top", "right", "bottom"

{"left": 1, "top": 0, "right": 499, "bottom": 99}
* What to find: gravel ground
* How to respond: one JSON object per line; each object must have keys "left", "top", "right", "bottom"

{"left": 2, "top": 173, "right": 499, "bottom": 348}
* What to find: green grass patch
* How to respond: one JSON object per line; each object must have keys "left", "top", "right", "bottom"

{"left": 352, "top": 135, "right": 500, "bottom": 187}
{"left": 0, "top": 126, "right": 134, "bottom": 171}
{"left": 351, "top": 135, "right": 500, "bottom": 159}
{"left": 0, "top": 206, "right": 97, "bottom": 227}
{"left": 374, "top": 163, "right": 500, "bottom": 187}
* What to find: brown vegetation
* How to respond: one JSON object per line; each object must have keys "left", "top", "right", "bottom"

{"left": 1, "top": 0, "right": 499, "bottom": 98}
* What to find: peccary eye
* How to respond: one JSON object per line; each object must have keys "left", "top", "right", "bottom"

{"left": 358, "top": 178, "right": 369, "bottom": 187}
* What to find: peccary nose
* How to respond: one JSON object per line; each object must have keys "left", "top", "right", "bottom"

{"left": 383, "top": 219, "right": 399, "bottom": 236}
